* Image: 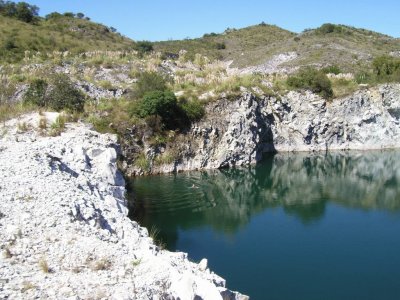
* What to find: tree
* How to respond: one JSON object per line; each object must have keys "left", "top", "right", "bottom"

{"left": 15, "top": 2, "right": 38, "bottom": 23}
{"left": 63, "top": 12, "right": 75, "bottom": 18}
{"left": 76, "top": 12, "right": 84, "bottom": 19}
{"left": 45, "top": 12, "right": 62, "bottom": 20}
{"left": 0, "top": 1, "right": 38, "bottom": 23}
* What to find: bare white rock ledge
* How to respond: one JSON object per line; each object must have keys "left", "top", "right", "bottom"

{"left": 0, "top": 113, "right": 248, "bottom": 300}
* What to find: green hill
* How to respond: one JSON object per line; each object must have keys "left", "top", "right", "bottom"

{"left": 154, "top": 23, "right": 400, "bottom": 72}
{"left": 0, "top": 14, "right": 135, "bottom": 62}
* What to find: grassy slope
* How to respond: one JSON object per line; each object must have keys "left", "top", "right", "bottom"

{"left": 154, "top": 24, "right": 295, "bottom": 66}
{"left": 154, "top": 24, "right": 400, "bottom": 72}
{"left": 2, "top": 14, "right": 399, "bottom": 73}
{"left": 0, "top": 15, "right": 135, "bottom": 62}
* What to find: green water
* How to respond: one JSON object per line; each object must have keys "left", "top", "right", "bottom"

{"left": 128, "top": 151, "right": 400, "bottom": 300}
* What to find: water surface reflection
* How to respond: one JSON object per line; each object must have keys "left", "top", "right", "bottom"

{"left": 128, "top": 151, "right": 400, "bottom": 300}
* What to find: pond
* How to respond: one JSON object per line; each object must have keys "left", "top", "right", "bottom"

{"left": 128, "top": 151, "right": 400, "bottom": 300}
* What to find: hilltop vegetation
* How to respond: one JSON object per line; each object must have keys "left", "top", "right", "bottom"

{"left": 0, "top": 0, "right": 39, "bottom": 23}
{"left": 155, "top": 23, "right": 400, "bottom": 72}
{"left": 0, "top": 2, "right": 400, "bottom": 135}
{"left": 0, "top": 2, "right": 135, "bottom": 63}
{"left": 154, "top": 24, "right": 295, "bottom": 66}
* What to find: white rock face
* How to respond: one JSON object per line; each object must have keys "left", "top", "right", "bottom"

{"left": 0, "top": 114, "right": 247, "bottom": 300}
{"left": 134, "top": 83, "right": 400, "bottom": 175}
{"left": 228, "top": 52, "right": 299, "bottom": 75}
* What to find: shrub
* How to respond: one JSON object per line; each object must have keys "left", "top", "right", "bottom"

{"left": 24, "top": 75, "right": 85, "bottom": 111}
{"left": 24, "top": 79, "right": 48, "bottom": 107}
{"left": 137, "top": 90, "right": 180, "bottom": 128}
{"left": 63, "top": 12, "right": 75, "bottom": 18}
{"left": 331, "top": 78, "right": 358, "bottom": 98}
{"left": 287, "top": 68, "right": 333, "bottom": 99}
{"left": 322, "top": 65, "right": 342, "bottom": 75}
{"left": 4, "top": 37, "right": 17, "bottom": 50}
{"left": 134, "top": 71, "right": 168, "bottom": 98}
{"left": 135, "top": 152, "right": 151, "bottom": 172}
{"left": 203, "top": 32, "right": 218, "bottom": 38}
{"left": 47, "top": 74, "right": 85, "bottom": 111}
{"left": 372, "top": 55, "right": 400, "bottom": 80}
{"left": 180, "top": 98, "right": 204, "bottom": 121}
{"left": 45, "top": 12, "right": 62, "bottom": 20}
{"left": 134, "top": 91, "right": 205, "bottom": 130}
{"left": 215, "top": 42, "right": 226, "bottom": 50}
{"left": 317, "top": 23, "right": 342, "bottom": 34}
{"left": 135, "top": 41, "right": 153, "bottom": 56}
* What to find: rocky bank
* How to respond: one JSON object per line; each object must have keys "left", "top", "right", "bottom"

{"left": 0, "top": 113, "right": 247, "bottom": 300}
{"left": 123, "top": 83, "right": 400, "bottom": 175}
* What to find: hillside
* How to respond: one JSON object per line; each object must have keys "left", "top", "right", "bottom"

{"left": 154, "top": 23, "right": 400, "bottom": 72}
{"left": 1, "top": 8, "right": 400, "bottom": 73}
{"left": 0, "top": 14, "right": 135, "bottom": 62}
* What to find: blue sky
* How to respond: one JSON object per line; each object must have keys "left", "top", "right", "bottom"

{"left": 24, "top": 0, "right": 400, "bottom": 41}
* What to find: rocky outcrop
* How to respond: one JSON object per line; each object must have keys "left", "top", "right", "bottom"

{"left": 0, "top": 114, "right": 247, "bottom": 300}
{"left": 124, "top": 83, "right": 400, "bottom": 175}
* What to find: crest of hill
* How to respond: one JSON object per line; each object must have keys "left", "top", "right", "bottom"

{"left": 154, "top": 23, "right": 400, "bottom": 72}
{"left": 0, "top": 14, "right": 135, "bottom": 62}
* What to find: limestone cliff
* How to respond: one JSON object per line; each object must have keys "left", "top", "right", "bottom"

{"left": 122, "top": 83, "right": 400, "bottom": 175}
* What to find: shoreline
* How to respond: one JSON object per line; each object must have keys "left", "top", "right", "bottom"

{"left": 0, "top": 113, "right": 247, "bottom": 300}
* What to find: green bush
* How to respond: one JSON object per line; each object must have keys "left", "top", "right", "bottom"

{"left": 287, "top": 68, "right": 333, "bottom": 99}
{"left": 4, "top": 37, "right": 17, "bottom": 50}
{"left": 215, "top": 42, "right": 226, "bottom": 50}
{"left": 135, "top": 91, "right": 205, "bottom": 130}
{"left": 134, "top": 71, "right": 168, "bottom": 98}
{"left": 135, "top": 41, "right": 153, "bottom": 56}
{"left": 24, "top": 75, "right": 85, "bottom": 111}
{"left": 373, "top": 55, "right": 400, "bottom": 80}
{"left": 45, "top": 12, "right": 62, "bottom": 20}
{"left": 316, "top": 23, "right": 343, "bottom": 34}
{"left": 180, "top": 98, "right": 204, "bottom": 121}
{"left": 47, "top": 74, "right": 85, "bottom": 111}
{"left": 137, "top": 91, "right": 180, "bottom": 128}
{"left": 23, "top": 79, "right": 48, "bottom": 107}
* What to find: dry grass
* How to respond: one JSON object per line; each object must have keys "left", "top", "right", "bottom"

{"left": 0, "top": 103, "right": 37, "bottom": 124}
{"left": 331, "top": 78, "right": 359, "bottom": 98}
{"left": 91, "top": 258, "right": 112, "bottom": 271}
{"left": 38, "top": 258, "right": 49, "bottom": 273}
{"left": 3, "top": 247, "right": 12, "bottom": 258}
{"left": 21, "top": 281, "right": 36, "bottom": 293}
{"left": 155, "top": 23, "right": 400, "bottom": 73}
{"left": 0, "top": 15, "right": 135, "bottom": 63}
